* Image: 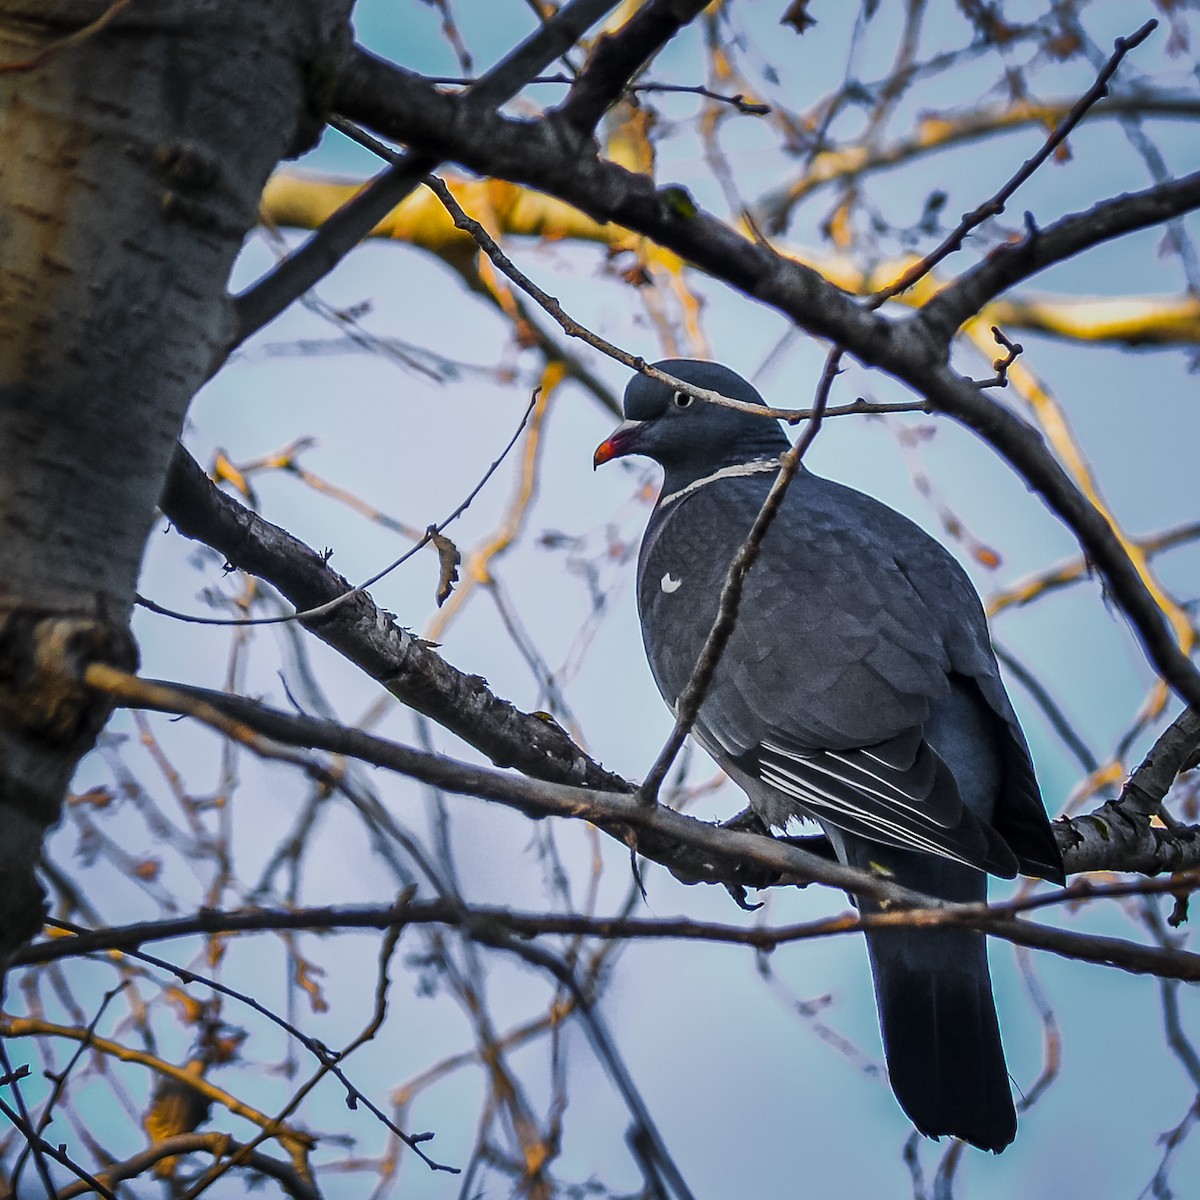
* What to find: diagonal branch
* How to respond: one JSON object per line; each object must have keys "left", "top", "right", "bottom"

{"left": 922, "top": 169, "right": 1200, "bottom": 341}
{"left": 756, "top": 91, "right": 1200, "bottom": 225}
{"left": 80, "top": 664, "right": 909, "bottom": 904}
{"left": 1061, "top": 707, "right": 1200, "bottom": 875}
{"left": 78, "top": 665, "right": 1200, "bottom": 889}
{"left": 868, "top": 19, "right": 1158, "bottom": 306}
{"left": 332, "top": 52, "right": 1200, "bottom": 715}
{"left": 156, "top": 445, "right": 629, "bottom": 793}
{"left": 891, "top": 354, "right": 1200, "bottom": 717}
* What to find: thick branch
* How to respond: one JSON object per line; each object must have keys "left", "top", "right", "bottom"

{"left": 922, "top": 169, "right": 1200, "bottom": 341}
{"left": 82, "top": 665, "right": 912, "bottom": 904}
{"left": 332, "top": 62, "right": 1200, "bottom": 714}
{"left": 1062, "top": 708, "right": 1200, "bottom": 874}
{"left": 336, "top": 64, "right": 878, "bottom": 343}
{"left": 157, "top": 445, "right": 628, "bottom": 792}
{"left": 82, "top": 667, "right": 1200, "bottom": 890}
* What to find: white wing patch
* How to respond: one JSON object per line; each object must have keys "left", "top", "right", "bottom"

{"left": 660, "top": 572, "right": 683, "bottom": 594}
{"left": 755, "top": 740, "right": 985, "bottom": 870}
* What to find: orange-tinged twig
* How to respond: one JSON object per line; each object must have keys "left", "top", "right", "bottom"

{"left": 765, "top": 93, "right": 1200, "bottom": 217}
{"left": 988, "top": 519, "right": 1200, "bottom": 617}
{"left": 0, "top": 1016, "right": 313, "bottom": 1162}
{"left": 264, "top": 171, "right": 1200, "bottom": 345}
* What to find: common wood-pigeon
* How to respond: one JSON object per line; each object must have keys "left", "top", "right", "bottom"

{"left": 594, "top": 358, "right": 1064, "bottom": 1152}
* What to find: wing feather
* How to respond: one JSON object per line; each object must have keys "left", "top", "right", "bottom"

{"left": 637, "top": 468, "right": 1055, "bottom": 880}
{"left": 745, "top": 734, "right": 1019, "bottom": 877}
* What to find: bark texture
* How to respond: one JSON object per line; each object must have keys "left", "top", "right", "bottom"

{"left": 0, "top": 0, "right": 353, "bottom": 954}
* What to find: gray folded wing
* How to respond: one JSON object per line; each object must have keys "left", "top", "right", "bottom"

{"left": 637, "top": 468, "right": 1051, "bottom": 878}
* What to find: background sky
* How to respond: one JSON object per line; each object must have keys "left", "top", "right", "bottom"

{"left": 19, "top": 2, "right": 1200, "bottom": 1197}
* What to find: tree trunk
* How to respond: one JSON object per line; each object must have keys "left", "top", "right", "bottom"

{"left": 0, "top": 0, "right": 353, "bottom": 955}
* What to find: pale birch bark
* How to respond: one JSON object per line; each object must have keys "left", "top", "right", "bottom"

{"left": 0, "top": 0, "right": 354, "bottom": 954}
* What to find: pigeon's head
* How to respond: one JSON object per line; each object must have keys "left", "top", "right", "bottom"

{"left": 593, "top": 359, "right": 787, "bottom": 475}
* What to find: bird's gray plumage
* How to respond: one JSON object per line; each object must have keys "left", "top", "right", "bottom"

{"left": 596, "top": 359, "right": 1064, "bottom": 1152}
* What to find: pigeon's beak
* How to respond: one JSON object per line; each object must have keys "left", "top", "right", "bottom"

{"left": 593, "top": 420, "right": 644, "bottom": 469}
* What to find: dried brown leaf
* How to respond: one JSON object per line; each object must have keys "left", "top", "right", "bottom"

{"left": 430, "top": 528, "right": 461, "bottom": 607}
{"left": 165, "top": 986, "right": 207, "bottom": 1025}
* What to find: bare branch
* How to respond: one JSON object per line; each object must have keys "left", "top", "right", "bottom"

{"left": 334, "top": 51, "right": 1200, "bottom": 716}
{"left": 1057, "top": 708, "right": 1200, "bottom": 875}
{"left": 52, "top": 1133, "right": 324, "bottom": 1200}
{"left": 15, "top": 871, "right": 1200, "bottom": 983}
{"left": 0, "top": 1016, "right": 314, "bottom": 1160}
{"left": 867, "top": 20, "right": 1159, "bottom": 307}
{"left": 757, "top": 91, "right": 1200, "bottom": 224}
{"left": 77, "top": 665, "right": 1200, "bottom": 889}
{"left": 156, "top": 446, "right": 630, "bottom": 793}
{"left": 923, "top": 169, "right": 1200, "bottom": 342}
{"left": 146, "top": 390, "right": 535, "bottom": 628}
{"left": 972, "top": 325, "right": 1023, "bottom": 389}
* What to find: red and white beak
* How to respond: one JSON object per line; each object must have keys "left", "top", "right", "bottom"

{"left": 593, "top": 420, "right": 644, "bottom": 469}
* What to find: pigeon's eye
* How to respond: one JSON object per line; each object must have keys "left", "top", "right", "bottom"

{"left": 672, "top": 390, "right": 694, "bottom": 409}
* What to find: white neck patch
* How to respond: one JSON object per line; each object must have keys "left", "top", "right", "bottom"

{"left": 659, "top": 458, "right": 781, "bottom": 508}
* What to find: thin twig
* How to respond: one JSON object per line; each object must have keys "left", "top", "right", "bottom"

{"left": 176, "top": 921, "right": 446, "bottom": 1197}
{"left": 52, "top": 1133, "right": 323, "bottom": 1200}
{"left": 420, "top": 72, "right": 769, "bottom": 111}
{"left": 973, "top": 325, "right": 1022, "bottom": 388}
{"left": 0, "top": 1040, "right": 57, "bottom": 1198}
{"left": 923, "top": 167, "right": 1200, "bottom": 341}
{"left": 0, "top": 1092, "right": 117, "bottom": 1200}
{"left": 140, "top": 392, "right": 535, "bottom": 628}
{"left": 9, "top": 982, "right": 129, "bottom": 1191}
{"left": 13, "top": 870, "right": 1200, "bottom": 981}
{"left": 1, "top": 1015, "right": 315, "bottom": 1159}
{"left": 637, "top": 346, "right": 842, "bottom": 803}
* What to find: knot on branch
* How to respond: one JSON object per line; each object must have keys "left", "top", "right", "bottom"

{"left": 0, "top": 611, "right": 136, "bottom": 744}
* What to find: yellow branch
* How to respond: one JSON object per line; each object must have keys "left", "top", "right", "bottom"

{"left": 0, "top": 1014, "right": 314, "bottom": 1159}
{"left": 262, "top": 170, "right": 1200, "bottom": 345}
